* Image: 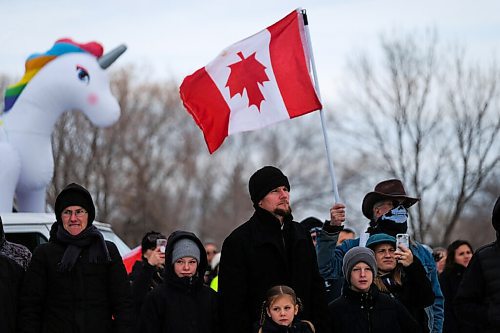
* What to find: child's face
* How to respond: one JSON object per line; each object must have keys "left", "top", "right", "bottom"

{"left": 173, "top": 256, "right": 198, "bottom": 278}
{"left": 350, "top": 262, "right": 373, "bottom": 292}
{"left": 266, "top": 295, "right": 298, "bottom": 327}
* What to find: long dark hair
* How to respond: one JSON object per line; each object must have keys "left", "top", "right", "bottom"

{"left": 444, "top": 240, "right": 473, "bottom": 270}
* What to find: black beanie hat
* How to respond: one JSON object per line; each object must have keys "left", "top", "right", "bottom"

{"left": 248, "top": 166, "right": 290, "bottom": 205}
{"left": 492, "top": 195, "right": 500, "bottom": 231}
{"left": 55, "top": 183, "right": 96, "bottom": 225}
{"left": 300, "top": 216, "right": 323, "bottom": 232}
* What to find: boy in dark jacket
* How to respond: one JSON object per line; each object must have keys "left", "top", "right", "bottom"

{"left": 328, "top": 247, "right": 418, "bottom": 333}
{"left": 139, "top": 230, "right": 218, "bottom": 333}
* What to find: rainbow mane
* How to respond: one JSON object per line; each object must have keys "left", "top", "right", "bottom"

{"left": 3, "top": 38, "right": 104, "bottom": 112}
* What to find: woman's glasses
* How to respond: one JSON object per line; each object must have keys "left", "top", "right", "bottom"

{"left": 62, "top": 209, "right": 87, "bottom": 218}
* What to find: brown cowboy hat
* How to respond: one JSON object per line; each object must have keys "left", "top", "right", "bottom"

{"left": 362, "top": 179, "right": 420, "bottom": 219}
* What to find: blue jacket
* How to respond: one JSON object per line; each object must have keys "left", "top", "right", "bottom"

{"left": 316, "top": 230, "right": 444, "bottom": 333}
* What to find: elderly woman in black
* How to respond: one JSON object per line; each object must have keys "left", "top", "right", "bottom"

{"left": 18, "top": 183, "right": 134, "bottom": 333}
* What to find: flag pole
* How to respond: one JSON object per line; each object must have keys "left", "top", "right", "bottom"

{"left": 301, "top": 9, "right": 341, "bottom": 204}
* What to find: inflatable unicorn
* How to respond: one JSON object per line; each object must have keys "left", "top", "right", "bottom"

{"left": 0, "top": 38, "right": 126, "bottom": 212}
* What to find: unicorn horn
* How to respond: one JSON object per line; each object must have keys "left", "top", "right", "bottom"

{"left": 98, "top": 44, "right": 127, "bottom": 69}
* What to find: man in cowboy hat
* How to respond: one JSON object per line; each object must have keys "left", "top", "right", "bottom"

{"left": 316, "top": 179, "right": 444, "bottom": 333}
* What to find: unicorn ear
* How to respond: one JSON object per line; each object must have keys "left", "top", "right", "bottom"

{"left": 98, "top": 44, "right": 127, "bottom": 69}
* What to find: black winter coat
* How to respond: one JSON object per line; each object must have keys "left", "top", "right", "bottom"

{"left": 219, "top": 208, "right": 329, "bottom": 333}
{"left": 439, "top": 263, "right": 473, "bottom": 333}
{"left": 139, "top": 231, "right": 218, "bottom": 333}
{"left": 129, "top": 260, "right": 164, "bottom": 315}
{"left": 455, "top": 240, "right": 500, "bottom": 333}
{"left": 328, "top": 285, "right": 419, "bottom": 333}
{"left": 18, "top": 239, "right": 134, "bottom": 333}
{"left": 255, "top": 318, "right": 315, "bottom": 333}
{"left": 0, "top": 254, "right": 24, "bottom": 333}
{"left": 377, "top": 258, "right": 434, "bottom": 332}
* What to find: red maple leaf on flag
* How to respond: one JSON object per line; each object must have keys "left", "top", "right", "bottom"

{"left": 226, "top": 51, "right": 270, "bottom": 111}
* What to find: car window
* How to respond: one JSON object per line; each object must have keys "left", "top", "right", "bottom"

{"left": 100, "top": 230, "right": 131, "bottom": 257}
{"left": 5, "top": 232, "right": 48, "bottom": 253}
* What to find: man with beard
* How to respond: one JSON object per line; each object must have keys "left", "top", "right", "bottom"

{"left": 218, "top": 166, "right": 330, "bottom": 333}
{"left": 317, "top": 179, "right": 444, "bottom": 333}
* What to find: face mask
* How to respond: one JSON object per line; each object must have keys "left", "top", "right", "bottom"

{"left": 369, "top": 205, "right": 408, "bottom": 237}
{"left": 380, "top": 205, "right": 408, "bottom": 224}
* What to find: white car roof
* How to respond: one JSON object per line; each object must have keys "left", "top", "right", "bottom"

{"left": 1, "top": 212, "right": 112, "bottom": 229}
{"left": 1, "top": 212, "right": 130, "bottom": 256}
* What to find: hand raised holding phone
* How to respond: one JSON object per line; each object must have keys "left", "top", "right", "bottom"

{"left": 395, "top": 234, "right": 413, "bottom": 267}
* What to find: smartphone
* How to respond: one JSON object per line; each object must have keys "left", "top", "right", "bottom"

{"left": 156, "top": 238, "right": 168, "bottom": 253}
{"left": 396, "top": 233, "right": 410, "bottom": 249}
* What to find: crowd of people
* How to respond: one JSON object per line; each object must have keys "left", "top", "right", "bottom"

{"left": 0, "top": 166, "right": 499, "bottom": 333}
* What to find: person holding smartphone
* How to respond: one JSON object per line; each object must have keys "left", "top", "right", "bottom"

{"left": 328, "top": 247, "right": 419, "bottom": 333}
{"left": 366, "top": 233, "right": 435, "bottom": 332}
{"left": 129, "top": 231, "right": 166, "bottom": 317}
{"left": 317, "top": 179, "right": 444, "bottom": 333}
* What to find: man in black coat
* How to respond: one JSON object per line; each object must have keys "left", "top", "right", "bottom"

{"left": 455, "top": 195, "right": 500, "bottom": 332}
{"left": 218, "top": 166, "right": 329, "bottom": 333}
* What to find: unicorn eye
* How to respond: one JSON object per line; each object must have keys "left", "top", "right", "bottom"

{"left": 76, "top": 65, "right": 90, "bottom": 84}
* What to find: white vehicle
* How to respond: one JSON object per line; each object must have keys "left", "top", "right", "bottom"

{"left": 1, "top": 213, "right": 131, "bottom": 256}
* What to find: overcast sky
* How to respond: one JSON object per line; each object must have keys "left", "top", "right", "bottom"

{"left": 1, "top": 0, "right": 498, "bottom": 104}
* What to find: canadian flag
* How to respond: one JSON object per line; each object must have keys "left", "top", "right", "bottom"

{"left": 180, "top": 9, "right": 322, "bottom": 153}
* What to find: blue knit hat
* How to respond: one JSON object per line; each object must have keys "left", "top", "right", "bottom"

{"left": 366, "top": 233, "right": 396, "bottom": 249}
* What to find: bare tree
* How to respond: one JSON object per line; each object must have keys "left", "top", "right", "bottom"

{"left": 450, "top": 171, "right": 499, "bottom": 249}
{"left": 46, "top": 66, "right": 339, "bottom": 248}
{"left": 341, "top": 30, "right": 500, "bottom": 244}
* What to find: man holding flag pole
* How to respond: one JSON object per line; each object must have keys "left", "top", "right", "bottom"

{"left": 180, "top": 8, "right": 341, "bottom": 333}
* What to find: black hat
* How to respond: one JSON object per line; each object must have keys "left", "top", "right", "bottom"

{"left": 249, "top": 166, "right": 290, "bottom": 205}
{"left": 493, "top": 195, "right": 500, "bottom": 231}
{"left": 54, "top": 183, "right": 95, "bottom": 225}
{"left": 300, "top": 216, "right": 323, "bottom": 232}
{"left": 362, "top": 179, "right": 419, "bottom": 219}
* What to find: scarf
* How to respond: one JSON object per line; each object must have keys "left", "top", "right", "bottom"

{"left": 0, "top": 218, "right": 32, "bottom": 270}
{"left": 52, "top": 222, "right": 111, "bottom": 272}
{"left": 368, "top": 205, "right": 408, "bottom": 237}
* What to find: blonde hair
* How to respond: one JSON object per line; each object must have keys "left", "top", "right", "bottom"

{"left": 373, "top": 264, "right": 403, "bottom": 292}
